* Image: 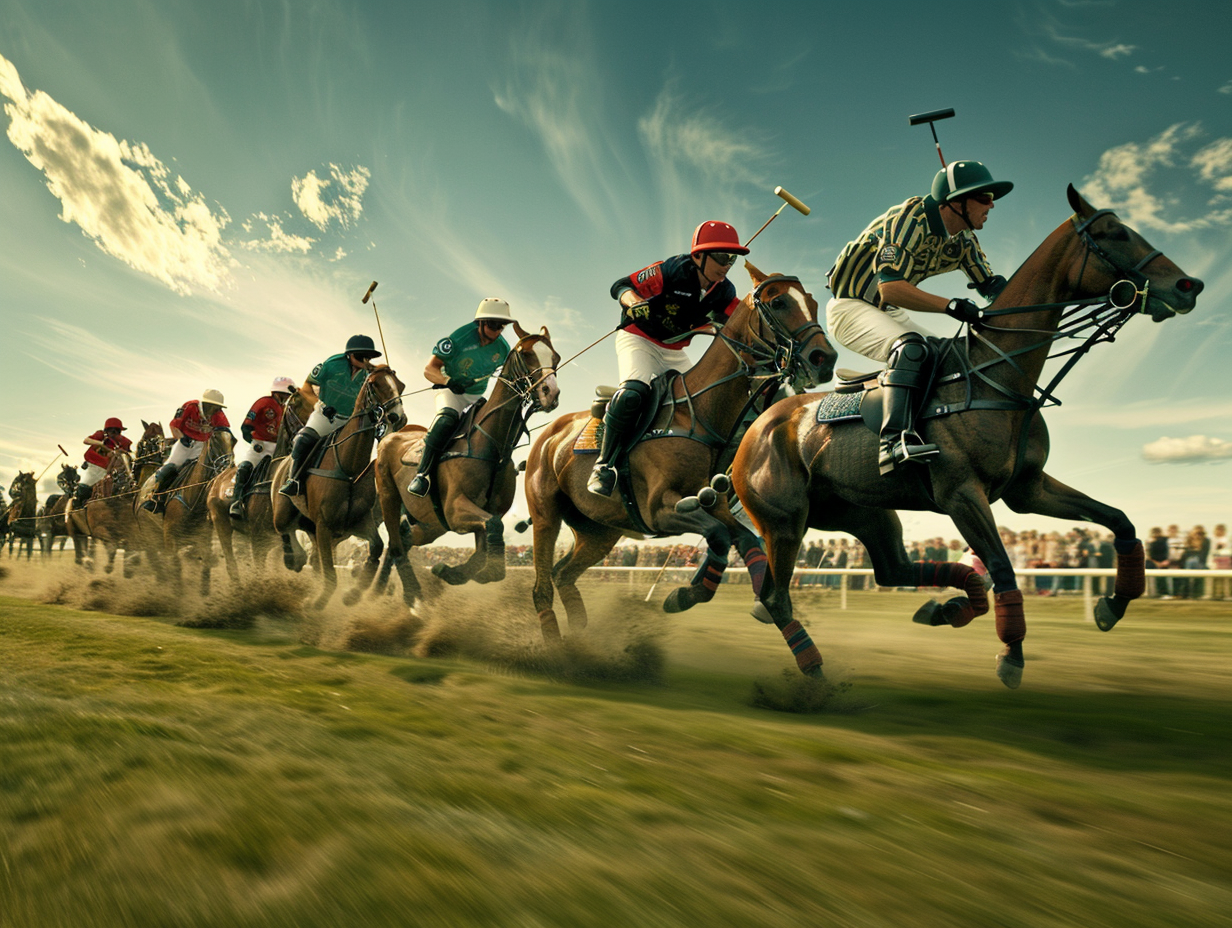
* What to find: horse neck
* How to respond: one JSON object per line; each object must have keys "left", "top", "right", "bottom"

{"left": 472, "top": 375, "right": 529, "bottom": 458}
{"left": 973, "top": 221, "right": 1082, "bottom": 392}
{"left": 327, "top": 385, "right": 379, "bottom": 474}
{"left": 678, "top": 301, "right": 755, "bottom": 438}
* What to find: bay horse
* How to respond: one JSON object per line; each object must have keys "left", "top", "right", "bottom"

{"left": 525, "top": 263, "right": 837, "bottom": 641}
{"left": 207, "top": 389, "right": 311, "bottom": 581}
{"left": 732, "top": 185, "right": 1203, "bottom": 688}
{"left": 270, "top": 366, "right": 406, "bottom": 609}
{"left": 136, "top": 426, "right": 236, "bottom": 593}
{"left": 66, "top": 449, "right": 137, "bottom": 572}
{"left": 373, "top": 323, "right": 561, "bottom": 605}
{"left": 1, "top": 471, "right": 38, "bottom": 559}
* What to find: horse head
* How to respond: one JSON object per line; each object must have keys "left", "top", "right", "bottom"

{"left": 9, "top": 471, "right": 35, "bottom": 501}
{"left": 360, "top": 365, "right": 408, "bottom": 435}
{"left": 735, "top": 262, "right": 837, "bottom": 390}
{"left": 57, "top": 464, "right": 80, "bottom": 492}
{"left": 1066, "top": 184, "right": 1203, "bottom": 323}
{"left": 510, "top": 321, "right": 562, "bottom": 413}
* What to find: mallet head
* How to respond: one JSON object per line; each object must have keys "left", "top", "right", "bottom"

{"left": 774, "top": 186, "right": 811, "bottom": 216}
{"left": 362, "top": 281, "right": 378, "bottom": 304}
{"left": 909, "top": 108, "right": 955, "bottom": 126}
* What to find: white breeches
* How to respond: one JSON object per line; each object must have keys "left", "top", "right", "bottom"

{"left": 615, "top": 330, "right": 691, "bottom": 384}
{"left": 166, "top": 438, "right": 203, "bottom": 469}
{"left": 825, "top": 297, "right": 936, "bottom": 363}
{"left": 434, "top": 390, "right": 480, "bottom": 416}
{"left": 80, "top": 462, "right": 107, "bottom": 487}
{"left": 234, "top": 439, "right": 274, "bottom": 468}
{"left": 305, "top": 401, "right": 349, "bottom": 438}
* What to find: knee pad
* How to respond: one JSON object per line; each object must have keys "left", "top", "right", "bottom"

{"left": 611, "top": 380, "right": 652, "bottom": 417}
{"left": 883, "top": 333, "right": 934, "bottom": 389}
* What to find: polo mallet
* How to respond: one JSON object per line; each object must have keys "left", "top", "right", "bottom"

{"left": 909, "top": 108, "right": 955, "bottom": 168}
{"left": 35, "top": 445, "right": 69, "bottom": 484}
{"left": 699, "top": 186, "right": 812, "bottom": 301}
{"left": 362, "top": 281, "right": 388, "bottom": 360}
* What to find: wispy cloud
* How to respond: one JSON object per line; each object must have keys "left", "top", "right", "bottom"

{"left": 1042, "top": 21, "right": 1136, "bottom": 59}
{"left": 1081, "top": 123, "right": 1232, "bottom": 232}
{"left": 0, "top": 53, "right": 232, "bottom": 295}
{"left": 1143, "top": 435, "right": 1232, "bottom": 464}
{"left": 1218, "top": 80, "right": 1232, "bottom": 95}
{"left": 240, "top": 213, "right": 316, "bottom": 254}
{"left": 292, "top": 164, "right": 371, "bottom": 231}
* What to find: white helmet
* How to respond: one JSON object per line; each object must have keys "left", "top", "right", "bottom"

{"left": 201, "top": 388, "right": 226, "bottom": 408}
{"left": 271, "top": 376, "right": 296, "bottom": 394}
{"left": 474, "top": 298, "right": 517, "bottom": 325}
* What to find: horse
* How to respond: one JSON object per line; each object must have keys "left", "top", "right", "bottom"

{"left": 524, "top": 263, "right": 837, "bottom": 641}
{"left": 136, "top": 425, "right": 236, "bottom": 594}
{"left": 66, "top": 449, "right": 139, "bottom": 572}
{"left": 36, "top": 464, "right": 80, "bottom": 556}
{"left": 373, "top": 323, "right": 561, "bottom": 606}
{"left": 207, "top": 390, "right": 312, "bottom": 581}
{"left": 270, "top": 365, "right": 407, "bottom": 609}
{"left": 731, "top": 185, "right": 1204, "bottom": 689}
{"left": 2, "top": 472, "right": 39, "bottom": 559}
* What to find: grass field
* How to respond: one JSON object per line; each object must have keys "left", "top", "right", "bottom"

{"left": 1, "top": 560, "right": 1230, "bottom": 928}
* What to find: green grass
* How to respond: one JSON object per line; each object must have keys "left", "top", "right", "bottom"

{"left": 1, "top": 564, "right": 1230, "bottom": 927}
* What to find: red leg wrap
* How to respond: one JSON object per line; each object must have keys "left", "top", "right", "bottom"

{"left": 994, "top": 590, "right": 1026, "bottom": 645}
{"left": 914, "top": 560, "right": 990, "bottom": 619}
{"left": 743, "top": 545, "right": 768, "bottom": 596}
{"left": 1114, "top": 540, "right": 1146, "bottom": 600}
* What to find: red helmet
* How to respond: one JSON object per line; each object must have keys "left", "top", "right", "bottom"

{"left": 104, "top": 417, "right": 126, "bottom": 431}
{"left": 691, "top": 221, "right": 749, "bottom": 256}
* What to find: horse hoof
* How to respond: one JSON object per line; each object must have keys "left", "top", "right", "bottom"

{"left": 750, "top": 600, "right": 774, "bottom": 624}
{"left": 1094, "top": 596, "right": 1125, "bottom": 632}
{"left": 709, "top": 473, "right": 731, "bottom": 494}
{"left": 996, "top": 652, "right": 1024, "bottom": 689}
{"left": 912, "top": 600, "right": 948, "bottom": 626}
{"left": 663, "top": 588, "right": 693, "bottom": 614}
{"left": 430, "top": 563, "right": 447, "bottom": 578}
{"left": 803, "top": 663, "right": 826, "bottom": 681}
{"left": 342, "top": 589, "right": 361, "bottom": 607}
{"left": 514, "top": 519, "right": 531, "bottom": 533}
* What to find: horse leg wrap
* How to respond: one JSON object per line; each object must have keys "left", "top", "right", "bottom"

{"left": 914, "top": 560, "right": 989, "bottom": 623}
{"left": 741, "top": 544, "right": 768, "bottom": 597}
{"left": 994, "top": 589, "right": 1026, "bottom": 645}
{"left": 689, "top": 552, "right": 727, "bottom": 601}
{"left": 780, "top": 619, "right": 823, "bottom": 675}
{"left": 1113, "top": 538, "right": 1146, "bottom": 600}
{"left": 538, "top": 609, "right": 562, "bottom": 642}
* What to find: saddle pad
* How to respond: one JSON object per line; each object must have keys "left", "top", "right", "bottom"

{"left": 814, "top": 391, "right": 864, "bottom": 424}
{"left": 398, "top": 437, "right": 426, "bottom": 468}
{"left": 572, "top": 417, "right": 602, "bottom": 454}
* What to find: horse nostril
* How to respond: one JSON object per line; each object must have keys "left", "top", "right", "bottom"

{"left": 1177, "top": 277, "right": 1202, "bottom": 295}
{"left": 809, "top": 349, "right": 830, "bottom": 370}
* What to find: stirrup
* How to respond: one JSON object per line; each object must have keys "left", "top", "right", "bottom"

{"left": 879, "top": 433, "right": 940, "bottom": 474}
{"left": 278, "top": 478, "right": 300, "bottom": 498}
{"left": 141, "top": 497, "right": 163, "bottom": 514}
{"left": 587, "top": 463, "right": 617, "bottom": 497}
{"left": 228, "top": 499, "right": 246, "bottom": 519}
{"left": 407, "top": 473, "right": 430, "bottom": 498}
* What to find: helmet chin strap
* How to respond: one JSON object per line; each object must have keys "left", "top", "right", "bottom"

{"left": 944, "top": 198, "right": 976, "bottom": 231}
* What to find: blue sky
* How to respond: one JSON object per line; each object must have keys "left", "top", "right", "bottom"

{"left": 2, "top": 0, "right": 1230, "bottom": 544}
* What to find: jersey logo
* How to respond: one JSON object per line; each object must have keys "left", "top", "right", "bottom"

{"left": 437, "top": 338, "right": 454, "bottom": 356}
{"left": 877, "top": 244, "right": 902, "bottom": 265}
{"left": 635, "top": 266, "right": 660, "bottom": 285}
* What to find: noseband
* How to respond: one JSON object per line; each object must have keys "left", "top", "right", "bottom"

{"left": 748, "top": 274, "right": 829, "bottom": 383}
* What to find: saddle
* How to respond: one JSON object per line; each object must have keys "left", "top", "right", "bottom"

{"left": 229, "top": 455, "right": 273, "bottom": 503}
{"left": 573, "top": 373, "right": 680, "bottom": 456}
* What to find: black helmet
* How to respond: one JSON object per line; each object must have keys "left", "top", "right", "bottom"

{"left": 344, "top": 334, "right": 382, "bottom": 359}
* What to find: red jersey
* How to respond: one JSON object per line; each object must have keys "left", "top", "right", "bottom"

{"left": 244, "top": 395, "right": 284, "bottom": 442}
{"left": 171, "top": 400, "right": 230, "bottom": 442}
{"left": 83, "top": 431, "right": 133, "bottom": 468}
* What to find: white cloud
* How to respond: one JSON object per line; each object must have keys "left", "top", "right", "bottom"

{"left": 638, "top": 89, "right": 763, "bottom": 190}
{"left": 1042, "top": 23, "right": 1136, "bottom": 60}
{"left": 1099, "top": 43, "right": 1135, "bottom": 59}
{"left": 0, "top": 52, "right": 231, "bottom": 295}
{"left": 1142, "top": 435, "right": 1232, "bottom": 464}
{"left": 292, "top": 164, "right": 371, "bottom": 231}
{"left": 1081, "top": 123, "right": 1232, "bottom": 232}
{"left": 1191, "top": 138, "right": 1232, "bottom": 193}
{"left": 1219, "top": 81, "right": 1232, "bottom": 95}
{"left": 239, "top": 213, "right": 315, "bottom": 254}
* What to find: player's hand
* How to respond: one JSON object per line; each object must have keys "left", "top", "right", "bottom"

{"left": 945, "top": 298, "right": 984, "bottom": 324}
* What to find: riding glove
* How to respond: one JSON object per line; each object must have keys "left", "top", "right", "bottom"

{"left": 945, "top": 298, "right": 984, "bottom": 324}
{"left": 619, "top": 301, "right": 652, "bottom": 329}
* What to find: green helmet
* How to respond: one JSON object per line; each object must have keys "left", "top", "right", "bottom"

{"left": 931, "top": 160, "right": 1014, "bottom": 202}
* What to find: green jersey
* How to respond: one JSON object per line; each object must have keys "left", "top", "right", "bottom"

{"left": 432, "top": 324, "right": 510, "bottom": 396}
{"left": 307, "top": 353, "right": 368, "bottom": 416}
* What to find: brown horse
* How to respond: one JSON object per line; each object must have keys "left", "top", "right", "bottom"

{"left": 66, "top": 449, "right": 138, "bottom": 572}
{"left": 732, "top": 185, "right": 1203, "bottom": 689}
{"left": 1, "top": 471, "right": 38, "bottom": 559}
{"left": 135, "top": 425, "right": 235, "bottom": 593}
{"left": 374, "top": 324, "right": 561, "bottom": 606}
{"left": 525, "top": 263, "right": 837, "bottom": 641}
{"left": 271, "top": 366, "right": 407, "bottom": 609}
{"left": 207, "top": 390, "right": 312, "bottom": 581}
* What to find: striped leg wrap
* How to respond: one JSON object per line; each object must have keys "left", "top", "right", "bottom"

{"left": 994, "top": 589, "right": 1026, "bottom": 645}
{"left": 781, "top": 619, "right": 823, "bottom": 673}
{"left": 742, "top": 545, "right": 768, "bottom": 596}
{"left": 1113, "top": 538, "right": 1145, "bottom": 600}
{"left": 690, "top": 553, "right": 728, "bottom": 596}
{"left": 913, "top": 560, "right": 990, "bottom": 619}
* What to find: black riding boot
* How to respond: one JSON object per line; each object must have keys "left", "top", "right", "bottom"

{"left": 588, "top": 380, "right": 651, "bottom": 497}
{"left": 408, "top": 409, "right": 460, "bottom": 497}
{"left": 140, "top": 462, "right": 179, "bottom": 513}
{"left": 279, "top": 429, "right": 319, "bottom": 497}
{"left": 229, "top": 461, "right": 255, "bottom": 519}
{"left": 878, "top": 333, "right": 939, "bottom": 475}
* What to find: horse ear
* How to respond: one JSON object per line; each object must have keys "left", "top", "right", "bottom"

{"left": 1067, "top": 183, "right": 1094, "bottom": 218}
{"left": 512, "top": 320, "right": 530, "bottom": 340}
{"left": 744, "top": 260, "right": 766, "bottom": 284}
{"left": 142, "top": 419, "right": 149, "bottom": 429}
{"left": 540, "top": 325, "right": 549, "bottom": 339}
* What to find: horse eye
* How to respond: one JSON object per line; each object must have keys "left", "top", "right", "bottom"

{"left": 770, "top": 296, "right": 790, "bottom": 311}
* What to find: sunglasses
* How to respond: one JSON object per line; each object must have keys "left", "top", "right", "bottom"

{"left": 968, "top": 193, "right": 995, "bottom": 206}
{"left": 482, "top": 321, "right": 507, "bottom": 329}
{"left": 706, "top": 251, "right": 740, "bottom": 267}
